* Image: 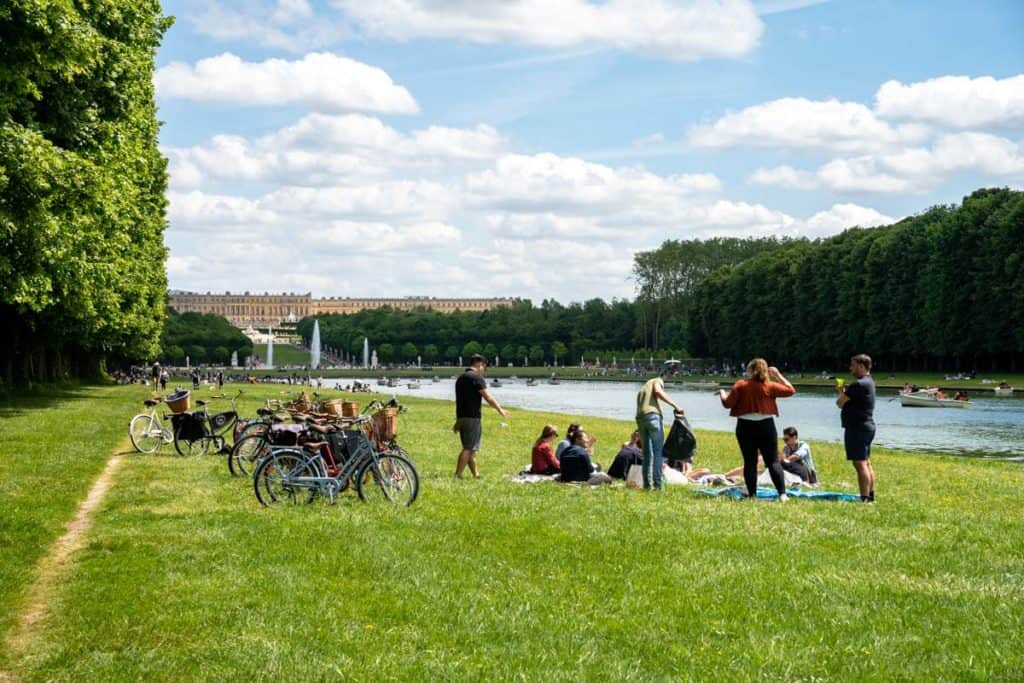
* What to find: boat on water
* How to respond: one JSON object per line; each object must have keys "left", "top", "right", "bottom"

{"left": 386, "top": 378, "right": 399, "bottom": 388}
{"left": 899, "top": 391, "right": 971, "bottom": 408}
{"left": 490, "top": 379, "right": 502, "bottom": 388}
{"left": 376, "top": 377, "right": 387, "bottom": 386}
{"left": 432, "top": 376, "right": 440, "bottom": 383}
{"left": 407, "top": 381, "right": 421, "bottom": 390}
{"left": 547, "top": 377, "right": 561, "bottom": 385}
{"left": 525, "top": 378, "right": 538, "bottom": 386}
{"left": 994, "top": 384, "right": 1014, "bottom": 396}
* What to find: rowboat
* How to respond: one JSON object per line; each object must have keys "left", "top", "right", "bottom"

{"left": 994, "top": 386, "right": 1014, "bottom": 397}
{"left": 490, "top": 379, "right": 502, "bottom": 388}
{"left": 525, "top": 378, "right": 538, "bottom": 386}
{"left": 899, "top": 391, "right": 971, "bottom": 408}
{"left": 407, "top": 381, "right": 420, "bottom": 390}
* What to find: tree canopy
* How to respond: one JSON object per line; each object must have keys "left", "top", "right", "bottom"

{"left": 688, "top": 189, "right": 1024, "bottom": 372}
{"left": 161, "top": 309, "right": 252, "bottom": 366}
{"left": 0, "top": 0, "right": 171, "bottom": 383}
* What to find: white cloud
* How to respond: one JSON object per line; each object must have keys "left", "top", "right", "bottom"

{"left": 689, "top": 97, "right": 928, "bottom": 153}
{"left": 751, "top": 132, "right": 1024, "bottom": 194}
{"left": 186, "top": 0, "right": 344, "bottom": 52}
{"left": 166, "top": 114, "right": 506, "bottom": 190}
{"left": 332, "top": 0, "right": 763, "bottom": 61}
{"left": 875, "top": 74, "right": 1024, "bottom": 129}
{"left": 804, "top": 203, "right": 895, "bottom": 236}
{"left": 154, "top": 53, "right": 419, "bottom": 114}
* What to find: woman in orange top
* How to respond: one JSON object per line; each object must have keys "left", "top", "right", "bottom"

{"left": 718, "top": 358, "right": 796, "bottom": 500}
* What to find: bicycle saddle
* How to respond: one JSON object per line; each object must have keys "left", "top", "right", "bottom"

{"left": 256, "top": 407, "right": 273, "bottom": 416}
{"left": 144, "top": 398, "right": 161, "bottom": 407}
{"left": 196, "top": 400, "right": 207, "bottom": 407}
{"left": 306, "top": 423, "right": 337, "bottom": 434}
{"left": 302, "top": 441, "right": 328, "bottom": 451}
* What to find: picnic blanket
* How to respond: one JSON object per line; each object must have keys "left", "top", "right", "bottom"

{"left": 697, "top": 486, "right": 861, "bottom": 502}
{"left": 511, "top": 470, "right": 559, "bottom": 484}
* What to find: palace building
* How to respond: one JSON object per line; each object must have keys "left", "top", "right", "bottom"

{"left": 169, "top": 291, "right": 517, "bottom": 328}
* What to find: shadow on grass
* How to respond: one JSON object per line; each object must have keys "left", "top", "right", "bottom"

{"left": 0, "top": 383, "right": 123, "bottom": 420}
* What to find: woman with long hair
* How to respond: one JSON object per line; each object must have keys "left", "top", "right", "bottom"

{"left": 530, "top": 424, "right": 560, "bottom": 475}
{"left": 718, "top": 358, "right": 796, "bottom": 500}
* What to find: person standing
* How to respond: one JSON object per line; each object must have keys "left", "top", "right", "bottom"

{"left": 718, "top": 359, "right": 795, "bottom": 501}
{"left": 150, "top": 362, "right": 161, "bottom": 392}
{"left": 159, "top": 368, "right": 169, "bottom": 391}
{"left": 453, "top": 354, "right": 508, "bottom": 479}
{"left": 217, "top": 370, "right": 224, "bottom": 391}
{"left": 635, "top": 372, "right": 685, "bottom": 490}
{"left": 836, "top": 354, "right": 876, "bottom": 502}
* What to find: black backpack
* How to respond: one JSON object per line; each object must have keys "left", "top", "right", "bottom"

{"left": 662, "top": 415, "right": 697, "bottom": 464}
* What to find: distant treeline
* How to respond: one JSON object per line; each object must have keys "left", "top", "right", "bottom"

{"left": 0, "top": 3, "right": 171, "bottom": 384}
{"left": 161, "top": 310, "right": 252, "bottom": 366}
{"left": 296, "top": 300, "right": 688, "bottom": 366}
{"left": 689, "top": 189, "right": 1024, "bottom": 371}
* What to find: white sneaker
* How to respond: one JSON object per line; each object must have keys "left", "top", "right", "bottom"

{"left": 778, "top": 493, "right": 789, "bottom": 503}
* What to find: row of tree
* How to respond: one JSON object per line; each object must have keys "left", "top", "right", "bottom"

{"left": 161, "top": 310, "right": 253, "bottom": 366}
{"left": 0, "top": 2, "right": 171, "bottom": 383}
{"left": 296, "top": 301, "right": 689, "bottom": 366}
{"left": 689, "top": 188, "right": 1024, "bottom": 371}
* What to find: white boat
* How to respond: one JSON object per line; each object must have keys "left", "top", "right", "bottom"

{"left": 547, "top": 377, "right": 561, "bottom": 385}
{"left": 525, "top": 378, "right": 538, "bottom": 386}
{"left": 994, "top": 386, "right": 1014, "bottom": 396}
{"left": 490, "top": 379, "right": 502, "bottom": 388}
{"left": 386, "top": 378, "right": 399, "bottom": 388}
{"left": 407, "top": 381, "right": 420, "bottom": 390}
{"left": 899, "top": 391, "right": 971, "bottom": 408}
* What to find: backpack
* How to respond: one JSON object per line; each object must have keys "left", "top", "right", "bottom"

{"left": 662, "top": 415, "right": 697, "bottom": 464}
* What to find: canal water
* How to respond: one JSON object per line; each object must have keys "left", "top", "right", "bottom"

{"left": 334, "top": 378, "right": 1024, "bottom": 460}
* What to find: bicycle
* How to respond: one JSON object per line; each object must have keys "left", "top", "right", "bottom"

{"left": 172, "top": 390, "right": 243, "bottom": 456}
{"left": 128, "top": 397, "right": 173, "bottom": 453}
{"left": 253, "top": 401, "right": 418, "bottom": 507}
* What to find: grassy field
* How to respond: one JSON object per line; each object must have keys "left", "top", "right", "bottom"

{"left": 2, "top": 384, "right": 1023, "bottom": 680}
{"left": 252, "top": 342, "right": 313, "bottom": 367}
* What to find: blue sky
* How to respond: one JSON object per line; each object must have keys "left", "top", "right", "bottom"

{"left": 156, "top": 0, "right": 1024, "bottom": 302}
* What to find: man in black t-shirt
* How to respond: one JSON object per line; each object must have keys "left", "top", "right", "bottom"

{"left": 836, "top": 353, "right": 877, "bottom": 502}
{"left": 453, "top": 354, "right": 508, "bottom": 479}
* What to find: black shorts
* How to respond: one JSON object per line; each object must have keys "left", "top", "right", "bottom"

{"left": 456, "top": 417, "right": 482, "bottom": 452}
{"left": 844, "top": 426, "right": 875, "bottom": 461}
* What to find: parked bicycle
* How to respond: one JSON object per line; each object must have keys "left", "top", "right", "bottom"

{"left": 253, "top": 400, "right": 418, "bottom": 507}
{"left": 128, "top": 397, "right": 173, "bottom": 453}
{"left": 172, "top": 390, "right": 242, "bottom": 456}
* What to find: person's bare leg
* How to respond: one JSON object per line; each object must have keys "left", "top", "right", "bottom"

{"left": 853, "top": 461, "right": 872, "bottom": 498}
{"left": 468, "top": 452, "right": 480, "bottom": 478}
{"left": 455, "top": 449, "right": 473, "bottom": 478}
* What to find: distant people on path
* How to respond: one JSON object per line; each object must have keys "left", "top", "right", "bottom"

{"left": 159, "top": 368, "right": 168, "bottom": 391}
{"left": 151, "top": 362, "right": 161, "bottom": 392}
{"left": 558, "top": 430, "right": 612, "bottom": 485}
{"left": 718, "top": 359, "right": 796, "bottom": 501}
{"left": 836, "top": 354, "right": 876, "bottom": 502}
{"left": 453, "top": 354, "right": 508, "bottom": 479}
{"left": 191, "top": 368, "right": 200, "bottom": 389}
{"left": 217, "top": 370, "right": 224, "bottom": 391}
{"left": 530, "top": 424, "right": 560, "bottom": 475}
{"left": 635, "top": 372, "right": 685, "bottom": 490}
{"left": 780, "top": 426, "right": 817, "bottom": 484}
{"left": 607, "top": 430, "right": 643, "bottom": 480}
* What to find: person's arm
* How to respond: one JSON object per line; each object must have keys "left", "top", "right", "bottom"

{"left": 768, "top": 367, "right": 796, "bottom": 396}
{"left": 479, "top": 388, "right": 509, "bottom": 418}
{"left": 719, "top": 383, "right": 739, "bottom": 409}
{"left": 793, "top": 443, "right": 811, "bottom": 463}
{"left": 653, "top": 381, "right": 684, "bottom": 414}
{"left": 836, "top": 381, "right": 853, "bottom": 408}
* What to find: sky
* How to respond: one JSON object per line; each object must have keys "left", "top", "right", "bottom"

{"left": 156, "top": 0, "right": 1024, "bottom": 303}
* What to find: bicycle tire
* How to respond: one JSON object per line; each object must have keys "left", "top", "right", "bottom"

{"left": 356, "top": 453, "right": 419, "bottom": 507}
{"left": 174, "top": 425, "right": 211, "bottom": 457}
{"left": 129, "top": 414, "right": 162, "bottom": 454}
{"left": 229, "top": 433, "right": 269, "bottom": 477}
{"left": 254, "top": 450, "right": 317, "bottom": 507}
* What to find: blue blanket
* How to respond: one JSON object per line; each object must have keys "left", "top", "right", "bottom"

{"left": 697, "top": 486, "right": 861, "bottom": 502}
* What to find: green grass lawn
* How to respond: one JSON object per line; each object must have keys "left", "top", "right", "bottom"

{"left": 253, "top": 342, "right": 314, "bottom": 367}
{"left": 3, "top": 384, "right": 1023, "bottom": 680}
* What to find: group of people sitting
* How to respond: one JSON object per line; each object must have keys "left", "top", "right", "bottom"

{"left": 529, "top": 421, "right": 818, "bottom": 487}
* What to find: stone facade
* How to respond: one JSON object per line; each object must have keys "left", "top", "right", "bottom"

{"left": 169, "top": 290, "right": 516, "bottom": 328}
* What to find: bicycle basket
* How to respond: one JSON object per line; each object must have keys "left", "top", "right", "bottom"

{"left": 210, "top": 411, "right": 236, "bottom": 430}
{"left": 372, "top": 408, "right": 398, "bottom": 441}
{"left": 166, "top": 389, "right": 190, "bottom": 414}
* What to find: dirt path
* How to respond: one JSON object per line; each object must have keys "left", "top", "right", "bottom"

{"left": 0, "top": 440, "right": 128, "bottom": 681}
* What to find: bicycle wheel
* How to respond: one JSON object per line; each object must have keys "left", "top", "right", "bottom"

{"left": 229, "top": 434, "right": 269, "bottom": 477}
{"left": 254, "top": 450, "right": 317, "bottom": 507}
{"left": 129, "top": 414, "right": 162, "bottom": 454}
{"left": 356, "top": 453, "right": 419, "bottom": 507}
{"left": 174, "top": 427, "right": 211, "bottom": 457}
{"left": 236, "top": 420, "right": 269, "bottom": 442}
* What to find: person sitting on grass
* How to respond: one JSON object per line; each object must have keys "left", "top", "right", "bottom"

{"left": 780, "top": 426, "right": 818, "bottom": 484}
{"left": 530, "top": 424, "right": 560, "bottom": 475}
{"left": 559, "top": 431, "right": 612, "bottom": 485}
{"left": 555, "top": 423, "right": 581, "bottom": 459}
{"left": 607, "top": 430, "right": 642, "bottom": 480}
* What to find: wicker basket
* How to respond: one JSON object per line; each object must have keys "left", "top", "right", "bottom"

{"left": 288, "top": 392, "right": 312, "bottom": 413}
{"left": 372, "top": 408, "right": 398, "bottom": 441}
{"left": 322, "top": 399, "right": 344, "bottom": 416}
{"left": 341, "top": 401, "right": 359, "bottom": 418}
{"left": 166, "top": 389, "right": 190, "bottom": 414}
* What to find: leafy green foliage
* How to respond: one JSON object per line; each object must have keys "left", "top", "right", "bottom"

{"left": 161, "top": 309, "right": 252, "bottom": 365}
{"left": 0, "top": 0, "right": 171, "bottom": 383}
{"left": 689, "top": 189, "right": 1024, "bottom": 371}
